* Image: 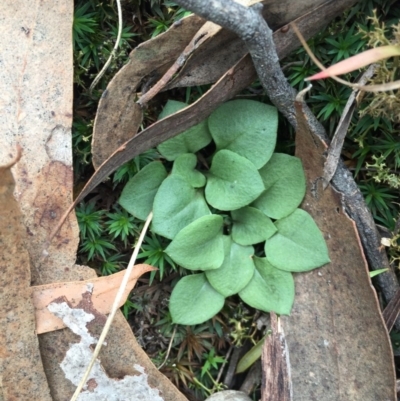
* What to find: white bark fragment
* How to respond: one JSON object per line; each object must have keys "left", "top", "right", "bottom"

{"left": 47, "top": 301, "right": 164, "bottom": 401}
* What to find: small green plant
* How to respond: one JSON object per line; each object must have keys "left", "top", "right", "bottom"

{"left": 118, "top": 99, "right": 330, "bottom": 325}
{"left": 147, "top": 1, "right": 192, "bottom": 38}
{"left": 105, "top": 207, "right": 138, "bottom": 247}
{"left": 200, "top": 348, "right": 225, "bottom": 378}
{"left": 137, "top": 233, "right": 177, "bottom": 283}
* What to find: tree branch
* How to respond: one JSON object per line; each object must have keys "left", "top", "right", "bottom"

{"left": 173, "top": 0, "right": 400, "bottom": 319}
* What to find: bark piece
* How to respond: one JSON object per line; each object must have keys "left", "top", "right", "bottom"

{"left": 45, "top": 296, "right": 165, "bottom": 400}
{"left": 0, "top": 2, "right": 188, "bottom": 400}
{"left": 261, "top": 313, "right": 291, "bottom": 401}
{"left": 279, "top": 97, "right": 396, "bottom": 401}
{"left": 205, "top": 390, "right": 252, "bottom": 401}
{"left": 0, "top": 150, "right": 52, "bottom": 400}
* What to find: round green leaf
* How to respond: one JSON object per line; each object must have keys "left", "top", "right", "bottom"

{"left": 205, "top": 150, "right": 264, "bottom": 211}
{"left": 157, "top": 100, "right": 212, "bottom": 160}
{"left": 252, "top": 153, "right": 306, "bottom": 219}
{"left": 206, "top": 236, "right": 255, "bottom": 297}
{"left": 166, "top": 215, "right": 224, "bottom": 270}
{"left": 170, "top": 274, "right": 225, "bottom": 325}
{"left": 208, "top": 99, "right": 277, "bottom": 169}
{"left": 152, "top": 175, "right": 210, "bottom": 239}
{"left": 239, "top": 257, "right": 294, "bottom": 315}
{"left": 231, "top": 206, "right": 277, "bottom": 245}
{"left": 265, "top": 209, "right": 330, "bottom": 272}
{"left": 172, "top": 153, "right": 206, "bottom": 188}
{"left": 119, "top": 161, "right": 167, "bottom": 221}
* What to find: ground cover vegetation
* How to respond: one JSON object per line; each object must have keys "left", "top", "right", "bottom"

{"left": 72, "top": 0, "right": 400, "bottom": 398}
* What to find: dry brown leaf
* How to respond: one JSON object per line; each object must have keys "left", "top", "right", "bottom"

{"left": 279, "top": 95, "right": 396, "bottom": 400}
{"left": 91, "top": 14, "right": 205, "bottom": 169}
{"left": 33, "top": 264, "right": 155, "bottom": 334}
{"left": 0, "top": 149, "right": 52, "bottom": 400}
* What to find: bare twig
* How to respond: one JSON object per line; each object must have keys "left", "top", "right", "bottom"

{"left": 322, "top": 64, "right": 378, "bottom": 187}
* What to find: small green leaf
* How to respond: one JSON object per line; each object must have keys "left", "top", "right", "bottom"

{"left": 265, "top": 209, "right": 330, "bottom": 272}
{"left": 206, "top": 236, "right": 255, "bottom": 297}
{"left": 170, "top": 273, "right": 225, "bottom": 325}
{"left": 205, "top": 150, "right": 264, "bottom": 211}
{"left": 208, "top": 99, "right": 277, "bottom": 169}
{"left": 119, "top": 161, "right": 167, "bottom": 220}
{"left": 239, "top": 257, "right": 294, "bottom": 315}
{"left": 157, "top": 100, "right": 212, "bottom": 160}
{"left": 166, "top": 215, "right": 224, "bottom": 270}
{"left": 236, "top": 336, "right": 266, "bottom": 373}
{"left": 369, "top": 268, "right": 388, "bottom": 278}
{"left": 231, "top": 206, "right": 277, "bottom": 245}
{"left": 252, "top": 153, "right": 306, "bottom": 219}
{"left": 171, "top": 153, "right": 206, "bottom": 188}
{"left": 152, "top": 175, "right": 210, "bottom": 239}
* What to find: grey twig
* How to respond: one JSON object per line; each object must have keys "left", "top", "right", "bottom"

{"left": 173, "top": 0, "right": 399, "bottom": 319}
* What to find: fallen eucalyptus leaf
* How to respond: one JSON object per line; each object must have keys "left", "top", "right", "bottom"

{"left": 91, "top": 14, "right": 205, "bottom": 168}
{"left": 32, "top": 264, "right": 155, "bottom": 334}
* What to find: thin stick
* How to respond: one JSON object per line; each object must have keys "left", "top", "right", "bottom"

{"left": 291, "top": 22, "right": 400, "bottom": 93}
{"left": 157, "top": 324, "right": 177, "bottom": 370}
{"left": 70, "top": 212, "right": 153, "bottom": 401}
{"left": 290, "top": 22, "right": 356, "bottom": 88}
{"left": 89, "top": 0, "right": 123, "bottom": 93}
{"left": 216, "top": 344, "right": 233, "bottom": 384}
{"left": 137, "top": 27, "right": 211, "bottom": 107}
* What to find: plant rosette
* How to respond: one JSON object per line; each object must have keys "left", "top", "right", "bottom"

{"left": 119, "top": 99, "right": 330, "bottom": 325}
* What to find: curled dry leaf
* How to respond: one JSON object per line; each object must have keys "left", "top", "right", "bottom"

{"left": 91, "top": 14, "right": 205, "bottom": 169}
{"left": 32, "top": 264, "right": 155, "bottom": 334}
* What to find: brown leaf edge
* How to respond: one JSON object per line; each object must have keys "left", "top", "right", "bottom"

{"left": 33, "top": 264, "right": 155, "bottom": 334}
